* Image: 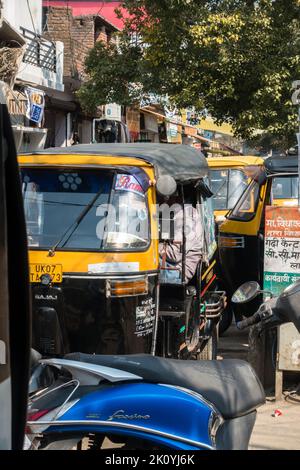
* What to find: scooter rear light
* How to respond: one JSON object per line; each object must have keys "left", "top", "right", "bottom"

{"left": 28, "top": 409, "right": 50, "bottom": 421}
{"left": 26, "top": 409, "right": 50, "bottom": 434}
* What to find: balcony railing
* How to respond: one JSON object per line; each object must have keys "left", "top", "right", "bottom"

{"left": 20, "top": 27, "right": 56, "bottom": 73}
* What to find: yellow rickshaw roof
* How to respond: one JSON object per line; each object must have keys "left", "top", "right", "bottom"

{"left": 207, "top": 155, "right": 264, "bottom": 168}
{"left": 19, "top": 143, "right": 208, "bottom": 182}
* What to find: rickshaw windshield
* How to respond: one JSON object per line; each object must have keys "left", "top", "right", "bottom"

{"left": 21, "top": 168, "right": 149, "bottom": 251}
{"left": 271, "top": 176, "right": 299, "bottom": 200}
{"left": 226, "top": 179, "right": 261, "bottom": 221}
{"left": 210, "top": 169, "right": 248, "bottom": 211}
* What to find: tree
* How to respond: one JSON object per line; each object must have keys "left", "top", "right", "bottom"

{"left": 78, "top": 0, "right": 300, "bottom": 143}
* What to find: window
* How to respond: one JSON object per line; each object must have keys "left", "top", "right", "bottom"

{"left": 271, "top": 176, "right": 298, "bottom": 200}
{"left": 210, "top": 169, "right": 248, "bottom": 211}
{"left": 104, "top": 187, "right": 149, "bottom": 250}
{"left": 21, "top": 169, "right": 149, "bottom": 251}
{"left": 227, "top": 180, "right": 261, "bottom": 221}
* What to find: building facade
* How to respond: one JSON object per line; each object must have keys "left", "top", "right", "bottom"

{"left": 0, "top": 0, "right": 65, "bottom": 152}
{"left": 42, "top": 3, "right": 122, "bottom": 145}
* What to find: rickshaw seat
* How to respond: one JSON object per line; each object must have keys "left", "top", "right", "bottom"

{"left": 159, "top": 284, "right": 196, "bottom": 316}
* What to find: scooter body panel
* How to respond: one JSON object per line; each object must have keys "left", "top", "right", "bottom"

{"left": 42, "top": 382, "right": 216, "bottom": 450}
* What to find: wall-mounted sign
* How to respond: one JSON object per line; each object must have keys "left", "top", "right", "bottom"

{"left": 126, "top": 107, "right": 140, "bottom": 141}
{"left": 184, "top": 126, "right": 197, "bottom": 137}
{"left": 166, "top": 122, "right": 182, "bottom": 144}
{"left": 105, "top": 103, "right": 122, "bottom": 121}
{"left": 264, "top": 206, "right": 300, "bottom": 296}
{"left": 25, "top": 87, "right": 45, "bottom": 124}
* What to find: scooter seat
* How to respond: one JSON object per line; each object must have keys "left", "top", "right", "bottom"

{"left": 65, "top": 354, "right": 265, "bottom": 419}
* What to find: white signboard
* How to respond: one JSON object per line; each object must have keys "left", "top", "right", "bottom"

{"left": 104, "top": 103, "right": 121, "bottom": 121}
{"left": 264, "top": 206, "right": 300, "bottom": 296}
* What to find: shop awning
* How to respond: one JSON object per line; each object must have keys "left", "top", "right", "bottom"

{"left": 0, "top": 19, "right": 26, "bottom": 45}
{"left": 47, "top": 96, "right": 77, "bottom": 112}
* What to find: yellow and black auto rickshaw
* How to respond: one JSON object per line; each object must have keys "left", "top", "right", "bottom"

{"left": 218, "top": 154, "right": 298, "bottom": 320}
{"left": 19, "top": 144, "right": 225, "bottom": 360}
{"left": 207, "top": 155, "right": 264, "bottom": 333}
{"left": 207, "top": 155, "right": 264, "bottom": 224}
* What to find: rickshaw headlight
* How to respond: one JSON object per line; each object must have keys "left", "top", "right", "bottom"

{"left": 106, "top": 276, "right": 148, "bottom": 298}
{"left": 218, "top": 236, "right": 245, "bottom": 248}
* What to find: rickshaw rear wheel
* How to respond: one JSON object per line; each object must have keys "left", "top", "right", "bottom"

{"left": 219, "top": 308, "right": 233, "bottom": 336}
{"left": 196, "top": 324, "right": 218, "bottom": 360}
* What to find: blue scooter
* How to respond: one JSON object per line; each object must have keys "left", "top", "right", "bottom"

{"left": 26, "top": 281, "right": 300, "bottom": 451}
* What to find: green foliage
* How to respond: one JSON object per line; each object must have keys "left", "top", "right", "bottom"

{"left": 78, "top": 0, "right": 300, "bottom": 141}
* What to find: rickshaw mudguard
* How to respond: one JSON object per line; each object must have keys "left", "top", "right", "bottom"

{"left": 42, "top": 381, "right": 215, "bottom": 450}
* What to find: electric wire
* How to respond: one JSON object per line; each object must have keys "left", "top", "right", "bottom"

{"left": 26, "top": 0, "right": 38, "bottom": 37}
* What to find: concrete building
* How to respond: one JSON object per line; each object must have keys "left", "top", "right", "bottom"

{"left": 42, "top": 3, "right": 122, "bottom": 145}
{"left": 0, "top": 0, "right": 64, "bottom": 152}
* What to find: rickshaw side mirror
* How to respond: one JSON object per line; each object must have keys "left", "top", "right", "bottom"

{"left": 156, "top": 175, "right": 177, "bottom": 197}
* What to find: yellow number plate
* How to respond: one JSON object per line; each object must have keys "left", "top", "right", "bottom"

{"left": 29, "top": 264, "right": 63, "bottom": 283}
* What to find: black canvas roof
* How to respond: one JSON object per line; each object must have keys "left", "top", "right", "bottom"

{"left": 264, "top": 155, "right": 298, "bottom": 174}
{"left": 23, "top": 143, "right": 208, "bottom": 182}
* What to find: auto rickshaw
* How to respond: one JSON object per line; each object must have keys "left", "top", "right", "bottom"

{"left": 218, "top": 154, "right": 298, "bottom": 321}
{"left": 207, "top": 155, "right": 264, "bottom": 333}
{"left": 19, "top": 143, "right": 225, "bottom": 360}
{"left": 207, "top": 155, "right": 264, "bottom": 223}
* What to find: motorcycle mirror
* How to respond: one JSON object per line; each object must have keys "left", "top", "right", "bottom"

{"left": 156, "top": 175, "right": 177, "bottom": 197}
{"left": 232, "top": 281, "right": 261, "bottom": 304}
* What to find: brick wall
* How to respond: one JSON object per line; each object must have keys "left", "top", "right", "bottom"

{"left": 44, "top": 6, "right": 111, "bottom": 80}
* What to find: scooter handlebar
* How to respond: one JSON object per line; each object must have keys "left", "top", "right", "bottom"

{"left": 236, "top": 312, "right": 262, "bottom": 330}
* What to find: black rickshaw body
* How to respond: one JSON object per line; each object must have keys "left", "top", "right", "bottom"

{"left": 19, "top": 143, "right": 223, "bottom": 358}
{"left": 219, "top": 155, "right": 298, "bottom": 319}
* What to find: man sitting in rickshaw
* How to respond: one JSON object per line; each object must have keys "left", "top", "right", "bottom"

{"left": 159, "top": 192, "right": 204, "bottom": 284}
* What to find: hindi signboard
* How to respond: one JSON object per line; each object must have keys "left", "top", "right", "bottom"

{"left": 264, "top": 206, "right": 300, "bottom": 296}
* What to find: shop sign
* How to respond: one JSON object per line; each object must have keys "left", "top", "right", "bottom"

{"left": 184, "top": 126, "right": 197, "bottom": 137}
{"left": 166, "top": 122, "right": 182, "bottom": 144}
{"left": 126, "top": 107, "right": 140, "bottom": 141}
{"left": 25, "top": 87, "right": 45, "bottom": 124}
{"left": 105, "top": 103, "right": 121, "bottom": 121}
{"left": 264, "top": 206, "right": 300, "bottom": 296}
{"left": 144, "top": 113, "right": 158, "bottom": 133}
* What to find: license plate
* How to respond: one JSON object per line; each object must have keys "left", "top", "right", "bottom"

{"left": 29, "top": 264, "right": 63, "bottom": 283}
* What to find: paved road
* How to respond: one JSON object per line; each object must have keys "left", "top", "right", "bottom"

{"left": 249, "top": 399, "right": 300, "bottom": 450}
